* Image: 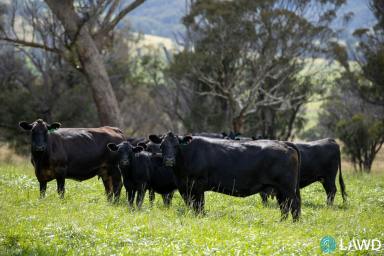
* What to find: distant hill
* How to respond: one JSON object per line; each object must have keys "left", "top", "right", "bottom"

{"left": 127, "top": 0, "right": 375, "bottom": 42}
{"left": 128, "top": 0, "right": 186, "bottom": 39}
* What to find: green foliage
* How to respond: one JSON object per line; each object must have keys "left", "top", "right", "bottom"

{"left": 0, "top": 28, "right": 173, "bottom": 147}
{"left": 319, "top": 80, "right": 384, "bottom": 172}
{"left": 0, "top": 164, "right": 383, "bottom": 255}
{"left": 0, "top": 47, "right": 99, "bottom": 153}
{"left": 167, "top": 0, "right": 343, "bottom": 137}
{"left": 330, "top": 0, "right": 384, "bottom": 107}
{"left": 321, "top": 1, "right": 384, "bottom": 172}
{"left": 105, "top": 32, "right": 172, "bottom": 135}
{"left": 335, "top": 114, "right": 384, "bottom": 171}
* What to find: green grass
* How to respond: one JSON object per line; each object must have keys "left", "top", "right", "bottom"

{"left": 0, "top": 164, "right": 383, "bottom": 255}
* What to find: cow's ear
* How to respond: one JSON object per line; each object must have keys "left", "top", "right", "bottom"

{"left": 137, "top": 142, "right": 147, "bottom": 149}
{"left": 107, "top": 143, "right": 118, "bottom": 152}
{"left": 48, "top": 122, "right": 61, "bottom": 130}
{"left": 133, "top": 146, "right": 144, "bottom": 153}
{"left": 179, "top": 135, "right": 192, "bottom": 145}
{"left": 149, "top": 134, "right": 162, "bottom": 144}
{"left": 19, "top": 121, "right": 33, "bottom": 131}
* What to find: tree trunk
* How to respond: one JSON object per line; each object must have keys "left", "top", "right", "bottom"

{"left": 264, "top": 108, "right": 275, "bottom": 139}
{"left": 44, "top": 0, "right": 122, "bottom": 127}
{"left": 232, "top": 114, "right": 244, "bottom": 134}
{"left": 284, "top": 105, "right": 302, "bottom": 141}
{"left": 363, "top": 157, "right": 372, "bottom": 173}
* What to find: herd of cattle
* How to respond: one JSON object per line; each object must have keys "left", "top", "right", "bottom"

{"left": 19, "top": 119, "right": 347, "bottom": 222}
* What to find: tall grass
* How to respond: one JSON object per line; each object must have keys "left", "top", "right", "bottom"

{"left": 0, "top": 164, "right": 383, "bottom": 255}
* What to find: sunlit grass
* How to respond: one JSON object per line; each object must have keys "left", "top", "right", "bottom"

{"left": 0, "top": 164, "right": 383, "bottom": 255}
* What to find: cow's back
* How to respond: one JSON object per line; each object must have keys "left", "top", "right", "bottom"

{"left": 177, "top": 137, "right": 297, "bottom": 196}
{"left": 296, "top": 138, "right": 340, "bottom": 182}
{"left": 49, "top": 127, "right": 125, "bottom": 178}
{"left": 181, "top": 137, "right": 293, "bottom": 171}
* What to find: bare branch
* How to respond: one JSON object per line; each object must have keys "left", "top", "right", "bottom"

{"left": 0, "top": 36, "right": 61, "bottom": 53}
{"left": 102, "top": 0, "right": 146, "bottom": 33}
{"left": 103, "top": 0, "right": 121, "bottom": 27}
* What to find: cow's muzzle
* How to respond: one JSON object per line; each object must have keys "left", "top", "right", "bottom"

{"left": 164, "top": 158, "right": 175, "bottom": 167}
{"left": 33, "top": 145, "right": 47, "bottom": 152}
{"left": 119, "top": 159, "right": 130, "bottom": 167}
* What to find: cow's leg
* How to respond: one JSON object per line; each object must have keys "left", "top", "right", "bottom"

{"left": 111, "top": 174, "right": 122, "bottom": 203}
{"left": 192, "top": 191, "right": 205, "bottom": 214}
{"left": 56, "top": 166, "right": 67, "bottom": 199}
{"left": 136, "top": 186, "right": 146, "bottom": 209}
{"left": 56, "top": 178, "right": 65, "bottom": 199}
{"left": 39, "top": 181, "right": 47, "bottom": 199}
{"left": 101, "top": 175, "right": 113, "bottom": 202}
{"left": 177, "top": 179, "right": 192, "bottom": 207}
{"left": 322, "top": 177, "right": 337, "bottom": 206}
{"left": 180, "top": 178, "right": 206, "bottom": 213}
{"left": 276, "top": 192, "right": 290, "bottom": 221}
{"left": 178, "top": 188, "right": 190, "bottom": 207}
{"left": 260, "top": 192, "right": 269, "bottom": 206}
{"left": 108, "top": 165, "right": 122, "bottom": 203}
{"left": 186, "top": 178, "right": 205, "bottom": 214}
{"left": 162, "top": 191, "right": 174, "bottom": 207}
{"left": 127, "top": 189, "right": 136, "bottom": 208}
{"left": 149, "top": 189, "right": 155, "bottom": 207}
{"left": 125, "top": 187, "right": 136, "bottom": 208}
{"left": 291, "top": 187, "right": 301, "bottom": 222}
{"left": 279, "top": 178, "right": 302, "bottom": 222}
{"left": 277, "top": 188, "right": 300, "bottom": 222}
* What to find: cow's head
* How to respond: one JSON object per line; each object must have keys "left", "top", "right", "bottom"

{"left": 149, "top": 132, "right": 192, "bottom": 167}
{"left": 139, "top": 140, "right": 161, "bottom": 155}
{"left": 107, "top": 141, "right": 143, "bottom": 168}
{"left": 19, "top": 119, "right": 61, "bottom": 152}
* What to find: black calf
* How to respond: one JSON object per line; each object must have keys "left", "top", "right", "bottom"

{"left": 107, "top": 141, "right": 177, "bottom": 208}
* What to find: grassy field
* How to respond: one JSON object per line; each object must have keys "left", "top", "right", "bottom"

{"left": 0, "top": 163, "right": 383, "bottom": 255}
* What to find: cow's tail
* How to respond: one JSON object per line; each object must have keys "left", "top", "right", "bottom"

{"left": 284, "top": 142, "right": 301, "bottom": 192}
{"left": 338, "top": 149, "right": 347, "bottom": 203}
{"left": 285, "top": 142, "right": 301, "bottom": 207}
{"left": 290, "top": 143, "right": 301, "bottom": 197}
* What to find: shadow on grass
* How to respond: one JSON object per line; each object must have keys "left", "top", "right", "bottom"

{"left": 302, "top": 201, "right": 349, "bottom": 210}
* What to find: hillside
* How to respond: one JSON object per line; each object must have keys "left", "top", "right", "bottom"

{"left": 128, "top": 0, "right": 375, "bottom": 42}
{"left": 128, "top": 0, "right": 186, "bottom": 39}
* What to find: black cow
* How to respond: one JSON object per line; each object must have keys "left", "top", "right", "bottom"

{"left": 260, "top": 139, "right": 347, "bottom": 205}
{"left": 19, "top": 119, "right": 124, "bottom": 201}
{"left": 137, "top": 138, "right": 162, "bottom": 155}
{"left": 137, "top": 140, "right": 177, "bottom": 205}
{"left": 149, "top": 132, "right": 302, "bottom": 221}
{"left": 226, "top": 134, "right": 253, "bottom": 141}
{"left": 191, "top": 132, "right": 227, "bottom": 139}
{"left": 126, "top": 136, "right": 147, "bottom": 146}
{"left": 107, "top": 141, "right": 177, "bottom": 208}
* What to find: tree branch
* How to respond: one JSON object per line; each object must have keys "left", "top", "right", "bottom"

{"left": 103, "top": 0, "right": 121, "bottom": 27}
{"left": 102, "top": 0, "right": 146, "bottom": 33}
{"left": 0, "top": 37, "right": 61, "bottom": 54}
